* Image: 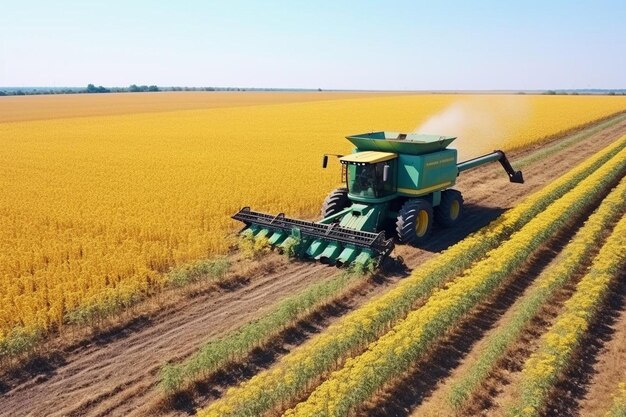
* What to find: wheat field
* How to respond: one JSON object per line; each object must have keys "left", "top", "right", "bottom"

{"left": 1, "top": 92, "right": 625, "bottom": 343}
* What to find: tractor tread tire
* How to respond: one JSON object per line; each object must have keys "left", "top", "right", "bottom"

{"left": 396, "top": 199, "right": 433, "bottom": 246}
{"left": 435, "top": 189, "right": 464, "bottom": 227}
{"left": 321, "top": 187, "right": 350, "bottom": 219}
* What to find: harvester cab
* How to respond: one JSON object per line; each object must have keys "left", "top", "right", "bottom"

{"left": 233, "top": 131, "right": 523, "bottom": 269}
{"left": 340, "top": 151, "right": 397, "bottom": 200}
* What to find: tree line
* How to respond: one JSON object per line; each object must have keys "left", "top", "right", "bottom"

{"left": 0, "top": 85, "right": 323, "bottom": 96}
{"left": 0, "top": 84, "right": 161, "bottom": 96}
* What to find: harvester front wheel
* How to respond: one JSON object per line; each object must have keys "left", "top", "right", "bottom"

{"left": 435, "top": 189, "right": 464, "bottom": 227}
{"left": 321, "top": 187, "right": 350, "bottom": 218}
{"left": 396, "top": 199, "right": 433, "bottom": 246}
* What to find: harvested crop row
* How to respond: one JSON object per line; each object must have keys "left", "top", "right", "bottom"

{"left": 446, "top": 176, "right": 626, "bottom": 410}
{"left": 159, "top": 270, "right": 365, "bottom": 394}
{"left": 196, "top": 138, "right": 626, "bottom": 417}
{"left": 510, "top": 214, "right": 626, "bottom": 416}
{"left": 282, "top": 145, "right": 626, "bottom": 417}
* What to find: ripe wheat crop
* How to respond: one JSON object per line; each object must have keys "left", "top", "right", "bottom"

{"left": 1, "top": 93, "right": 625, "bottom": 352}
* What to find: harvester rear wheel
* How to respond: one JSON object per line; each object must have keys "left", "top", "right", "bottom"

{"left": 435, "top": 189, "right": 464, "bottom": 227}
{"left": 396, "top": 199, "right": 433, "bottom": 246}
{"left": 321, "top": 187, "right": 350, "bottom": 218}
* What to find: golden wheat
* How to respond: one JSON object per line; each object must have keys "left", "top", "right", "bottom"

{"left": 0, "top": 93, "right": 624, "bottom": 344}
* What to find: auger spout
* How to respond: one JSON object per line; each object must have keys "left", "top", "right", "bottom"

{"left": 457, "top": 150, "right": 524, "bottom": 183}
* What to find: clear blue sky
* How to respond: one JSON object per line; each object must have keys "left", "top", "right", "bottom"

{"left": 1, "top": 0, "right": 624, "bottom": 90}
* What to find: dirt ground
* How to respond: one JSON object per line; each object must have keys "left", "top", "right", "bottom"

{"left": 0, "top": 117, "right": 625, "bottom": 417}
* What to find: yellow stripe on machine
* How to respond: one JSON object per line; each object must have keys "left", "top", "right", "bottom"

{"left": 340, "top": 151, "right": 397, "bottom": 164}
{"left": 397, "top": 182, "right": 453, "bottom": 196}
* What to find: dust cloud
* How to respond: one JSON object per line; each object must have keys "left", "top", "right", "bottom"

{"left": 413, "top": 97, "right": 530, "bottom": 160}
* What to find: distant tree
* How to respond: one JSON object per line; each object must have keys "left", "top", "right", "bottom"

{"left": 318, "top": 88, "right": 322, "bottom": 92}
{"left": 15, "top": 90, "right": 25, "bottom": 96}
{"left": 0, "top": 90, "right": 6, "bottom": 96}
{"left": 128, "top": 84, "right": 140, "bottom": 92}
{"left": 87, "top": 84, "right": 110, "bottom": 93}
{"left": 544, "top": 90, "right": 557, "bottom": 95}
{"left": 148, "top": 85, "right": 159, "bottom": 92}
{"left": 608, "top": 91, "right": 616, "bottom": 96}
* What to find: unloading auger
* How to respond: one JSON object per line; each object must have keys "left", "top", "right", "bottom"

{"left": 233, "top": 131, "right": 523, "bottom": 268}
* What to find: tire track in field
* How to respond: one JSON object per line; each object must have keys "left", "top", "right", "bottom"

{"left": 0, "top": 118, "right": 625, "bottom": 417}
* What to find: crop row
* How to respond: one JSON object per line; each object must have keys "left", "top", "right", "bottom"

{"left": 513, "top": 111, "right": 626, "bottom": 169}
{"left": 159, "top": 269, "right": 365, "bottom": 393}
{"left": 511, "top": 213, "right": 626, "bottom": 416}
{"left": 446, "top": 176, "right": 626, "bottom": 410}
{"left": 282, "top": 136, "right": 626, "bottom": 416}
{"left": 196, "top": 137, "right": 626, "bottom": 417}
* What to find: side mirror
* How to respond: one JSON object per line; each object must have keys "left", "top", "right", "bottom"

{"left": 322, "top": 155, "right": 328, "bottom": 168}
{"left": 383, "top": 164, "right": 390, "bottom": 182}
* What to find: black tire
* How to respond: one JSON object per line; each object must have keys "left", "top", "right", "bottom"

{"left": 396, "top": 199, "right": 433, "bottom": 246}
{"left": 435, "top": 189, "right": 464, "bottom": 227}
{"left": 321, "top": 187, "right": 350, "bottom": 218}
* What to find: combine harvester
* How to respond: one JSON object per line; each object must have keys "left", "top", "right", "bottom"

{"left": 233, "top": 132, "right": 523, "bottom": 268}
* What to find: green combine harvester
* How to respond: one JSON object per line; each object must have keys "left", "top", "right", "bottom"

{"left": 233, "top": 131, "right": 523, "bottom": 268}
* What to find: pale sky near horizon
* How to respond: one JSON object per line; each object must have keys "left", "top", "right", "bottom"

{"left": 1, "top": 0, "right": 625, "bottom": 90}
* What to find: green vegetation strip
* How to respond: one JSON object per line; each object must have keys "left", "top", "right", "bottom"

{"left": 283, "top": 141, "right": 626, "bottom": 417}
{"left": 159, "top": 269, "right": 364, "bottom": 393}
{"left": 196, "top": 137, "right": 626, "bottom": 417}
{"left": 511, "top": 214, "right": 626, "bottom": 416}
{"left": 447, "top": 176, "right": 626, "bottom": 410}
{"left": 514, "top": 111, "right": 626, "bottom": 169}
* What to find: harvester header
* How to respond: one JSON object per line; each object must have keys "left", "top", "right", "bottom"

{"left": 233, "top": 131, "right": 524, "bottom": 269}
